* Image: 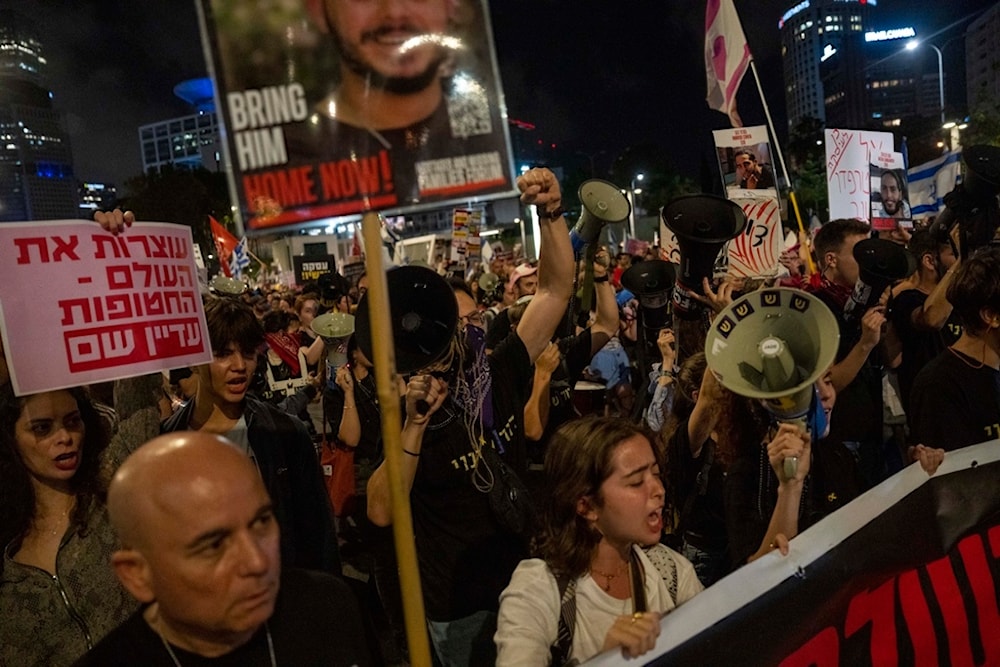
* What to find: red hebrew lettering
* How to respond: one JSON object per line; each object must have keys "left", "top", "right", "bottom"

{"left": 51, "top": 235, "right": 80, "bottom": 261}
{"left": 957, "top": 534, "right": 1000, "bottom": 664}
{"left": 93, "top": 234, "right": 131, "bottom": 260}
{"left": 898, "top": 570, "right": 938, "bottom": 667}
{"left": 844, "top": 578, "right": 898, "bottom": 666}
{"left": 779, "top": 627, "right": 839, "bottom": 667}
{"left": 925, "top": 554, "right": 975, "bottom": 666}
{"left": 14, "top": 237, "right": 49, "bottom": 264}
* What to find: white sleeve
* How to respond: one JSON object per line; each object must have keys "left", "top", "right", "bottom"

{"left": 495, "top": 559, "right": 561, "bottom": 667}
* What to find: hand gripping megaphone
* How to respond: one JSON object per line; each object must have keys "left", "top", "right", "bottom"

{"left": 311, "top": 312, "right": 356, "bottom": 372}
{"left": 569, "top": 179, "right": 632, "bottom": 258}
{"left": 661, "top": 194, "right": 748, "bottom": 319}
{"left": 705, "top": 288, "right": 840, "bottom": 480}
{"left": 844, "top": 238, "right": 915, "bottom": 321}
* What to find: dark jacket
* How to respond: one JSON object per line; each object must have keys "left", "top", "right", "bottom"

{"left": 161, "top": 394, "right": 339, "bottom": 573}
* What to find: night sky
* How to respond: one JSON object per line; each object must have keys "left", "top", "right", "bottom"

{"left": 6, "top": 0, "right": 994, "bottom": 189}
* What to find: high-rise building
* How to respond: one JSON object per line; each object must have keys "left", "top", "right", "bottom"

{"left": 966, "top": 2, "right": 1000, "bottom": 111}
{"left": 138, "top": 77, "right": 223, "bottom": 175}
{"left": 78, "top": 181, "right": 117, "bottom": 218}
{"left": 782, "top": 0, "right": 952, "bottom": 133}
{"left": 0, "top": 10, "right": 78, "bottom": 221}
{"left": 780, "top": 0, "right": 873, "bottom": 130}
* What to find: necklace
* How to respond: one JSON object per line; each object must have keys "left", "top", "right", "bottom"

{"left": 157, "top": 623, "right": 276, "bottom": 667}
{"left": 590, "top": 560, "right": 628, "bottom": 592}
{"left": 949, "top": 344, "right": 986, "bottom": 370}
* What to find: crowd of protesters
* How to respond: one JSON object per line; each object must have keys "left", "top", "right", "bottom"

{"left": 3, "top": 165, "right": 990, "bottom": 667}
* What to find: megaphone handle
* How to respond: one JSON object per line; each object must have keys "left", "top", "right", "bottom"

{"left": 579, "top": 243, "right": 597, "bottom": 315}
{"left": 415, "top": 399, "right": 431, "bottom": 417}
{"left": 783, "top": 457, "right": 798, "bottom": 480}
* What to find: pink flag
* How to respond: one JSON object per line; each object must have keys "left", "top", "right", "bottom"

{"left": 705, "top": 0, "right": 751, "bottom": 127}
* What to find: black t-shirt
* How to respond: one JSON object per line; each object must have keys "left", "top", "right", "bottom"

{"left": 411, "top": 333, "right": 533, "bottom": 621}
{"left": 910, "top": 349, "right": 1000, "bottom": 451}
{"left": 724, "top": 438, "right": 863, "bottom": 568}
{"left": 532, "top": 329, "right": 595, "bottom": 447}
{"left": 74, "top": 569, "right": 371, "bottom": 666}
{"left": 324, "top": 374, "right": 384, "bottom": 462}
{"left": 806, "top": 283, "right": 883, "bottom": 447}
{"left": 485, "top": 307, "right": 512, "bottom": 351}
{"left": 669, "top": 419, "right": 728, "bottom": 551}
{"left": 890, "top": 288, "right": 963, "bottom": 413}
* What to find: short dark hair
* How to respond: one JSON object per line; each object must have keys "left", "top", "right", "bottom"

{"left": 203, "top": 297, "right": 264, "bottom": 355}
{"left": 734, "top": 149, "right": 756, "bottom": 162}
{"left": 946, "top": 246, "right": 1000, "bottom": 334}
{"left": 813, "top": 218, "right": 871, "bottom": 262}
{"left": 906, "top": 228, "right": 948, "bottom": 264}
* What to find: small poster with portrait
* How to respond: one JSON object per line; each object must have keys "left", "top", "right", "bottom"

{"left": 870, "top": 151, "right": 912, "bottom": 231}
{"left": 712, "top": 125, "right": 779, "bottom": 196}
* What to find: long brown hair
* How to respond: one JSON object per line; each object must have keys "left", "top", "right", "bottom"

{"left": 0, "top": 386, "right": 110, "bottom": 550}
{"left": 533, "top": 416, "right": 659, "bottom": 579}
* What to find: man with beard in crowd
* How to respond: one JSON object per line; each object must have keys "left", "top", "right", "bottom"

{"left": 288, "top": 0, "right": 512, "bottom": 206}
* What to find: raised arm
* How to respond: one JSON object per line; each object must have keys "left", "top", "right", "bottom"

{"left": 514, "top": 168, "right": 574, "bottom": 363}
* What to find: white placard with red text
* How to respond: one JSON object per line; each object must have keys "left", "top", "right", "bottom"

{"left": 0, "top": 221, "right": 212, "bottom": 395}
{"left": 825, "top": 128, "right": 895, "bottom": 222}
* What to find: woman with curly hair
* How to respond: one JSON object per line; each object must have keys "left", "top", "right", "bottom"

{"left": 495, "top": 416, "right": 702, "bottom": 665}
{"left": 0, "top": 386, "right": 136, "bottom": 666}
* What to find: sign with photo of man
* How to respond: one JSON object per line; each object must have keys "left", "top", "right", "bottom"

{"left": 197, "top": 0, "right": 517, "bottom": 232}
{"left": 712, "top": 125, "right": 778, "bottom": 195}
{"left": 870, "top": 151, "right": 912, "bottom": 231}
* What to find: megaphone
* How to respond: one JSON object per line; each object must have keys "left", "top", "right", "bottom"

{"left": 621, "top": 260, "right": 676, "bottom": 330}
{"left": 355, "top": 265, "right": 458, "bottom": 374}
{"left": 210, "top": 275, "right": 245, "bottom": 296}
{"left": 478, "top": 271, "right": 501, "bottom": 298}
{"left": 705, "top": 288, "right": 839, "bottom": 479}
{"left": 661, "top": 194, "right": 748, "bottom": 319}
{"left": 570, "top": 179, "right": 631, "bottom": 257}
{"left": 311, "top": 312, "right": 356, "bottom": 371}
{"left": 844, "top": 238, "right": 915, "bottom": 320}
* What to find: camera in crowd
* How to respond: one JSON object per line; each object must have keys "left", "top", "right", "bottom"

{"left": 927, "top": 145, "right": 1000, "bottom": 259}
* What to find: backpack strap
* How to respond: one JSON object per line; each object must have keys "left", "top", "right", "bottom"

{"left": 642, "top": 544, "right": 679, "bottom": 605}
{"left": 551, "top": 571, "right": 579, "bottom": 667}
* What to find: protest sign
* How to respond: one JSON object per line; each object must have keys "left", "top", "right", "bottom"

{"left": 197, "top": 0, "right": 517, "bottom": 232}
{"left": 870, "top": 151, "right": 912, "bottom": 231}
{"left": 825, "top": 129, "right": 895, "bottom": 222}
{"left": 713, "top": 125, "right": 778, "bottom": 195}
{"left": 0, "top": 221, "right": 211, "bottom": 395}
{"left": 293, "top": 254, "right": 336, "bottom": 285}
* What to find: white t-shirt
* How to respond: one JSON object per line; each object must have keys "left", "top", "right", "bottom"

{"left": 495, "top": 544, "right": 702, "bottom": 666}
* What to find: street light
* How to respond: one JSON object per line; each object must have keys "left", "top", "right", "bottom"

{"left": 628, "top": 173, "right": 644, "bottom": 241}
{"left": 905, "top": 40, "right": 945, "bottom": 124}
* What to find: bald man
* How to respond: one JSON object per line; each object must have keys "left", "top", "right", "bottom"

{"left": 75, "top": 432, "right": 371, "bottom": 666}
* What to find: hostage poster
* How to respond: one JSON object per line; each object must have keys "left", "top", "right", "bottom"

{"left": 197, "top": 0, "right": 517, "bottom": 231}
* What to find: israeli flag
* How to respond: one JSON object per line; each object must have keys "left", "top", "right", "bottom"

{"left": 230, "top": 236, "right": 251, "bottom": 278}
{"left": 907, "top": 151, "right": 963, "bottom": 220}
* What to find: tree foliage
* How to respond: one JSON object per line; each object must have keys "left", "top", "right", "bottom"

{"left": 121, "top": 166, "right": 233, "bottom": 270}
